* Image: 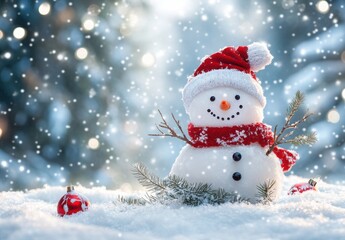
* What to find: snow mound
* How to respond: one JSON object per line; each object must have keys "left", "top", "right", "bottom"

{"left": 1, "top": 176, "right": 345, "bottom": 240}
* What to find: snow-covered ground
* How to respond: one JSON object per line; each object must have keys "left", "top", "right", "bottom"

{"left": 1, "top": 176, "right": 345, "bottom": 240}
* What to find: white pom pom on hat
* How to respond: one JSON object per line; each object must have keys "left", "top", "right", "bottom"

{"left": 247, "top": 42, "right": 273, "bottom": 72}
{"left": 182, "top": 42, "right": 273, "bottom": 113}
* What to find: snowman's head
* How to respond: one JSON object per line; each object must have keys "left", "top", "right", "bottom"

{"left": 188, "top": 87, "right": 263, "bottom": 127}
{"left": 183, "top": 42, "right": 273, "bottom": 126}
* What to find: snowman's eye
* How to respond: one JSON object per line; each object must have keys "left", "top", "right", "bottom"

{"left": 210, "top": 96, "right": 216, "bottom": 102}
{"left": 235, "top": 95, "right": 240, "bottom": 100}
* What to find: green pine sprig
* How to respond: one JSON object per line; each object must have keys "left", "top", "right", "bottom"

{"left": 284, "top": 132, "right": 318, "bottom": 146}
{"left": 165, "top": 175, "right": 247, "bottom": 205}
{"left": 256, "top": 179, "right": 276, "bottom": 203}
{"left": 132, "top": 162, "right": 167, "bottom": 194}
{"left": 118, "top": 163, "right": 249, "bottom": 206}
{"left": 266, "top": 91, "right": 317, "bottom": 156}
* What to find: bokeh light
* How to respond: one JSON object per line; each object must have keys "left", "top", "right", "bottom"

{"left": 82, "top": 18, "right": 95, "bottom": 31}
{"left": 3, "top": 52, "right": 11, "bottom": 59}
{"left": 88, "top": 138, "right": 100, "bottom": 150}
{"left": 141, "top": 53, "right": 155, "bottom": 67}
{"left": 75, "top": 47, "right": 88, "bottom": 60}
{"left": 1, "top": 160, "right": 8, "bottom": 168}
{"left": 13, "top": 27, "right": 26, "bottom": 39}
{"left": 38, "top": 2, "right": 51, "bottom": 15}
{"left": 327, "top": 109, "right": 340, "bottom": 123}
{"left": 316, "top": 1, "right": 330, "bottom": 14}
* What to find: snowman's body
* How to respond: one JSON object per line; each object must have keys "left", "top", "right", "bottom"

{"left": 170, "top": 144, "right": 284, "bottom": 201}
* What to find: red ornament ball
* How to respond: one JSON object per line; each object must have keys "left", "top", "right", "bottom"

{"left": 288, "top": 179, "right": 318, "bottom": 195}
{"left": 57, "top": 186, "right": 90, "bottom": 216}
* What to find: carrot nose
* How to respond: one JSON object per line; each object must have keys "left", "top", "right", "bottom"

{"left": 220, "top": 100, "right": 231, "bottom": 111}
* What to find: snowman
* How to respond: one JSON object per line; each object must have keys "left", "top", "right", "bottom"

{"left": 169, "top": 42, "right": 298, "bottom": 202}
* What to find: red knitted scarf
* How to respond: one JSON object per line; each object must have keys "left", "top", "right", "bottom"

{"left": 188, "top": 123, "right": 298, "bottom": 172}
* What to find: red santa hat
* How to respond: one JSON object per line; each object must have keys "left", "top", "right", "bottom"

{"left": 182, "top": 42, "right": 273, "bottom": 112}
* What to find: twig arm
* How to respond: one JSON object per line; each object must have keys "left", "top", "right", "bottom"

{"left": 149, "top": 109, "right": 193, "bottom": 146}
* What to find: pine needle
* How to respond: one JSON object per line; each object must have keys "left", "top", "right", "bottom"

{"left": 165, "top": 175, "right": 247, "bottom": 205}
{"left": 132, "top": 163, "right": 166, "bottom": 194}
{"left": 131, "top": 162, "right": 249, "bottom": 206}
{"left": 266, "top": 91, "right": 316, "bottom": 156}
{"left": 284, "top": 131, "right": 318, "bottom": 146}
{"left": 287, "top": 90, "right": 304, "bottom": 119}
{"left": 256, "top": 179, "right": 276, "bottom": 203}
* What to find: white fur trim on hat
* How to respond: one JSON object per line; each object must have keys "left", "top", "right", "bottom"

{"left": 247, "top": 42, "right": 273, "bottom": 72}
{"left": 182, "top": 69, "right": 266, "bottom": 112}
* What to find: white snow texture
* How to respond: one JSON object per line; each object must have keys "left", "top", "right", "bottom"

{"left": 170, "top": 144, "right": 284, "bottom": 201}
{"left": 247, "top": 42, "right": 273, "bottom": 72}
{"left": 1, "top": 176, "right": 345, "bottom": 240}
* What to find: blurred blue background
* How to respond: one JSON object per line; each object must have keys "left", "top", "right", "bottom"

{"left": 0, "top": 0, "right": 344, "bottom": 191}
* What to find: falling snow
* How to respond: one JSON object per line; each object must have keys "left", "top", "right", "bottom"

{"left": 0, "top": 1, "right": 344, "bottom": 238}
{"left": 0, "top": 0, "right": 344, "bottom": 216}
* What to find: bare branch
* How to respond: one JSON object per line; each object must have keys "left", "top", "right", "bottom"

{"left": 155, "top": 124, "right": 164, "bottom": 134}
{"left": 148, "top": 109, "right": 193, "bottom": 146}
{"left": 172, "top": 113, "right": 191, "bottom": 144}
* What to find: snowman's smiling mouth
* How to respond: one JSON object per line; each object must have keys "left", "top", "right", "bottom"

{"left": 207, "top": 104, "right": 243, "bottom": 121}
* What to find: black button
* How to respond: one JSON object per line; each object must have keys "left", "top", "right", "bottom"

{"left": 232, "top": 152, "right": 241, "bottom": 161}
{"left": 232, "top": 172, "right": 241, "bottom": 181}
